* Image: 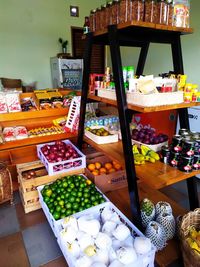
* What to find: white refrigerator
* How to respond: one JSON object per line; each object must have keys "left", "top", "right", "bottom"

{"left": 50, "top": 57, "right": 83, "bottom": 90}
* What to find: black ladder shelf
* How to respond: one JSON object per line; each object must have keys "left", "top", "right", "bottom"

{"left": 77, "top": 23, "right": 199, "bottom": 230}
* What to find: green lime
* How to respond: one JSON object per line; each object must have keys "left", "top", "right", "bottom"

{"left": 76, "top": 197, "right": 81, "bottom": 203}
{"left": 65, "top": 192, "right": 70, "bottom": 199}
{"left": 86, "top": 203, "right": 91, "bottom": 209}
{"left": 69, "top": 196, "right": 75, "bottom": 203}
{"left": 83, "top": 192, "right": 90, "bottom": 198}
{"left": 91, "top": 196, "right": 96, "bottom": 202}
{"left": 65, "top": 209, "right": 72, "bottom": 216}
{"left": 93, "top": 201, "right": 99, "bottom": 206}
{"left": 77, "top": 192, "right": 82, "bottom": 197}
{"left": 53, "top": 200, "right": 58, "bottom": 206}
{"left": 59, "top": 200, "right": 65, "bottom": 207}
{"left": 60, "top": 194, "right": 65, "bottom": 200}
{"left": 73, "top": 203, "right": 79, "bottom": 211}
{"left": 56, "top": 196, "right": 61, "bottom": 201}
{"left": 53, "top": 211, "right": 60, "bottom": 220}
{"left": 45, "top": 189, "right": 52, "bottom": 197}
{"left": 44, "top": 196, "right": 50, "bottom": 203}
{"left": 56, "top": 206, "right": 61, "bottom": 212}
{"left": 65, "top": 202, "right": 72, "bottom": 209}
{"left": 62, "top": 181, "right": 68, "bottom": 188}
{"left": 84, "top": 198, "right": 89, "bottom": 204}
{"left": 61, "top": 207, "right": 66, "bottom": 214}
{"left": 60, "top": 214, "right": 66, "bottom": 219}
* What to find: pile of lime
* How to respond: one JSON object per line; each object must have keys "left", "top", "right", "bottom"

{"left": 41, "top": 174, "right": 105, "bottom": 220}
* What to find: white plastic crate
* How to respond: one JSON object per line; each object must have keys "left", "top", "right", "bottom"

{"left": 132, "top": 139, "right": 168, "bottom": 152}
{"left": 98, "top": 89, "right": 184, "bottom": 107}
{"left": 37, "top": 140, "right": 86, "bottom": 176}
{"left": 57, "top": 202, "right": 156, "bottom": 267}
{"left": 85, "top": 126, "right": 118, "bottom": 144}
{"left": 37, "top": 175, "right": 109, "bottom": 238}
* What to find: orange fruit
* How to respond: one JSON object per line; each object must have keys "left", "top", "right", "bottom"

{"left": 104, "top": 162, "right": 113, "bottom": 170}
{"left": 95, "top": 162, "right": 102, "bottom": 170}
{"left": 113, "top": 162, "right": 122, "bottom": 171}
{"left": 88, "top": 163, "right": 96, "bottom": 171}
{"left": 92, "top": 170, "right": 99, "bottom": 176}
{"left": 108, "top": 168, "right": 116, "bottom": 173}
{"left": 99, "top": 167, "right": 107, "bottom": 174}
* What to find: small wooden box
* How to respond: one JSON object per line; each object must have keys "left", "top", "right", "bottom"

{"left": 17, "top": 160, "right": 85, "bottom": 213}
{"left": 85, "top": 153, "right": 127, "bottom": 193}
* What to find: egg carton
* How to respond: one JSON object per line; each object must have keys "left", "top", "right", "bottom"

{"left": 37, "top": 174, "right": 109, "bottom": 238}
{"left": 37, "top": 139, "right": 86, "bottom": 176}
{"left": 57, "top": 201, "right": 156, "bottom": 267}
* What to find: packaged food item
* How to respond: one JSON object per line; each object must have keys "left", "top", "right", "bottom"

{"left": 21, "top": 97, "right": 37, "bottom": 111}
{"left": 53, "top": 116, "right": 67, "bottom": 127}
{"left": 3, "top": 127, "right": 15, "bottom": 141}
{"left": 52, "top": 97, "right": 63, "bottom": 108}
{"left": 173, "top": 0, "right": 190, "bottom": 28}
{"left": 5, "top": 92, "right": 21, "bottom": 113}
{"left": 40, "top": 99, "right": 52, "bottom": 110}
{"left": 14, "top": 126, "right": 28, "bottom": 140}
{"left": 0, "top": 93, "right": 8, "bottom": 113}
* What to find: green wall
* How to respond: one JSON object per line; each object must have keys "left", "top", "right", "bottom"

{"left": 0, "top": 0, "right": 104, "bottom": 88}
{"left": 107, "top": 1, "right": 200, "bottom": 85}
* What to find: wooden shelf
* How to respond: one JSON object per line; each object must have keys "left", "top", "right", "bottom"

{"left": 84, "top": 137, "right": 200, "bottom": 190}
{"left": 0, "top": 107, "right": 69, "bottom": 122}
{"left": 106, "top": 182, "right": 187, "bottom": 267}
{"left": 93, "top": 20, "right": 193, "bottom": 37}
{"left": 0, "top": 132, "right": 76, "bottom": 151}
{"left": 88, "top": 94, "right": 200, "bottom": 113}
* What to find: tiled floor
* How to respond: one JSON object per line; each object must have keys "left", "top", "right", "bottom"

{"left": 0, "top": 179, "right": 199, "bottom": 267}
{"left": 0, "top": 191, "right": 68, "bottom": 267}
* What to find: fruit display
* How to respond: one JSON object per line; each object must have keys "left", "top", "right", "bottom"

{"left": 87, "top": 161, "right": 122, "bottom": 176}
{"left": 132, "top": 144, "right": 160, "bottom": 165}
{"left": 37, "top": 140, "right": 85, "bottom": 175}
{"left": 85, "top": 127, "right": 111, "bottom": 137}
{"left": 131, "top": 125, "right": 168, "bottom": 145}
{"left": 41, "top": 174, "right": 106, "bottom": 220}
{"left": 141, "top": 198, "right": 176, "bottom": 251}
{"left": 58, "top": 202, "right": 155, "bottom": 267}
{"left": 186, "top": 227, "right": 200, "bottom": 254}
{"left": 85, "top": 126, "right": 119, "bottom": 144}
{"left": 39, "top": 140, "right": 81, "bottom": 164}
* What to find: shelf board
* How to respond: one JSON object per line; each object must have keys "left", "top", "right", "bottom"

{"left": 0, "top": 107, "right": 69, "bottom": 122}
{"left": 84, "top": 137, "right": 200, "bottom": 190}
{"left": 88, "top": 94, "right": 200, "bottom": 113}
{"left": 93, "top": 20, "right": 193, "bottom": 37}
{"left": 106, "top": 182, "right": 187, "bottom": 267}
{"left": 0, "top": 132, "right": 76, "bottom": 151}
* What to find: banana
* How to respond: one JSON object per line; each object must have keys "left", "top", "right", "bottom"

{"left": 141, "top": 145, "right": 160, "bottom": 161}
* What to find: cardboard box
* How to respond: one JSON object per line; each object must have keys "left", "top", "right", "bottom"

{"left": 86, "top": 153, "right": 127, "bottom": 192}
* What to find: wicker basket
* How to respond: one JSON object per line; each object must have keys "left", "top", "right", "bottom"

{"left": 0, "top": 162, "right": 13, "bottom": 204}
{"left": 179, "top": 208, "right": 200, "bottom": 267}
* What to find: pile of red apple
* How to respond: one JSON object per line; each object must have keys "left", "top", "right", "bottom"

{"left": 40, "top": 140, "right": 80, "bottom": 163}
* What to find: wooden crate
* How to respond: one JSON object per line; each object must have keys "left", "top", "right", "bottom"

{"left": 17, "top": 160, "right": 85, "bottom": 213}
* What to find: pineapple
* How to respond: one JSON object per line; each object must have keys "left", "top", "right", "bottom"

{"left": 156, "top": 212, "right": 176, "bottom": 240}
{"left": 155, "top": 201, "right": 172, "bottom": 217}
{"left": 140, "top": 198, "right": 155, "bottom": 227}
{"left": 145, "top": 221, "right": 167, "bottom": 251}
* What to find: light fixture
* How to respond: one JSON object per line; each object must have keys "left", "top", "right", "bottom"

{"left": 70, "top": 6, "right": 79, "bottom": 17}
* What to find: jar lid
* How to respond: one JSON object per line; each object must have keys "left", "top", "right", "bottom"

{"left": 90, "top": 9, "right": 96, "bottom": 14}
{"left": 182, "top": 137, "right": 195, "bottom": 144}
{"left": 173, "top": 134, "right": 182, "bottom": 141}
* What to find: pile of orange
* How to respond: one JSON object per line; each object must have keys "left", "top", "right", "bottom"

{"left": 87, "top": 160, "right": 122, "bottom": 176}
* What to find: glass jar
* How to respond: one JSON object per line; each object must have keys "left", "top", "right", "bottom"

{"left": 166, "top": 0, "right": 173, "bottom": 26}
{"left": 0, "top": 161, "right": 13, "bottom": 204}
{"left": 145, "top": 0, "right": 158, "bottom": 23}
{"left": 130, "top": 0, "right": 145, "bottom": 21}
{"left": 119, "top": 0, "right": 129, "bottom": 23}
{"left": 95, "top": 7, "right": 101, "bottom": 31}
{"left": 112, "top": 0, "right": 120, "bottom": 25}
{"left": 158, "top": 0, "right": 167, "bottom": 24}
{"left": 89, "top": 9, "right": 96, "bottom": 32}
{"left": 100, "top": 4, "right": 106, "bottom": 30}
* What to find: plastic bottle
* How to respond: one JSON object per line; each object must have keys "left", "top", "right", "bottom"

{"left": 83, "top": 16, "right": 90, "bottom": 34}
